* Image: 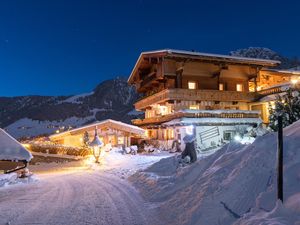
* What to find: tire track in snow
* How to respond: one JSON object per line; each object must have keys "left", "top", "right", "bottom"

{"left": 0, "top": 171, "right": 157, "bottom": 225}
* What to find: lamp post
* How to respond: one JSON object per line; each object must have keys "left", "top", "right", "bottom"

{"left": 89, "top": 128, "right": 103, "bottom": 163}
{"left": 277, "top": 115, "right": 283, "bottom": 202}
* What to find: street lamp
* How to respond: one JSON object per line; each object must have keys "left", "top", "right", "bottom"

{"left": 89, "top": 128, "right": 103, "bottom": 163}
{"left": 277, "top": 115, "right": 283, "bottom": 202}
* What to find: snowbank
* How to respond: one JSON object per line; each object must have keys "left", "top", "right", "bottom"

{"left": 130, "top": 120, "right": 300, "bottom": 225}
{"left": 0, "top": 173, "right": 38, "bottom": 187}
{"left": 0, "top": 128, "right": 32, "bottom": 161}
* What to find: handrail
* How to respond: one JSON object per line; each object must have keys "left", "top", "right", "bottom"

{"left": 134, "top": 88, "right": 257, "bottom": 110}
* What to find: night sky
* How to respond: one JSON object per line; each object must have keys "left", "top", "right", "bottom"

{"left": 0, "top": 0, "right": 299, "bottom": 97}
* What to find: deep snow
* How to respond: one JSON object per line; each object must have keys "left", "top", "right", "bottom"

{"left": 0, "top": 149, "right": 170, "bottom": 225}
{"left": 130, "top": 120, "right": 300, "bottom": 225}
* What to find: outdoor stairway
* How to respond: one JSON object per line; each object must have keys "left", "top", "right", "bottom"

{"left": 198, "top": 126, "right": 220, "bottom": 143}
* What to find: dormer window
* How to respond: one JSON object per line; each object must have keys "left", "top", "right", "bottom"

{"left": 188, "top": 81, "right": 196, "bottom": 89}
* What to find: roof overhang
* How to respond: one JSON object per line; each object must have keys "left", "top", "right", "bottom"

{"left": 261, "top": 68, "right": 300, "bottom": 76}
{"left": 128, "top": 49, "right": 281, "bottom": 85}
{"left": 49, "top": 119, "right": 145, "bottom": 139}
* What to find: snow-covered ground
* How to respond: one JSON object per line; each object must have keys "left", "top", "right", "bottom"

{"left": 130, "top": 121, "right": 300, "bottom": 225}
{"left": 0, "top": 150, "right": 170, "bottom": 225}
{"left": 3, "top": 118, "right": 300, "bottom": 225}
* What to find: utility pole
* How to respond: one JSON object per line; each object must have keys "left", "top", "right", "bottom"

{"left": 277, "top": 115, "right": 283, "bottom": 202}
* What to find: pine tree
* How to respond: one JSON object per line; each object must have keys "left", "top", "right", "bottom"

{"left": 83, "top": 131, "right": 90, "bottom": 147}
{"left": 268, "top": 87, "right": 300, "bottom": 131}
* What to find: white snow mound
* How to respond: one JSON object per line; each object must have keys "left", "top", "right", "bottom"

{"left": 130, "top": 120, "right": 300, "bottom": 225}
{"left": 0, "top": 128, "right": 32, "bottom": 161}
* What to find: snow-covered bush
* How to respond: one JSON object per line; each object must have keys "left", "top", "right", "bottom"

{"left": 268, "top": 87, "right": 300, "bottom": 131}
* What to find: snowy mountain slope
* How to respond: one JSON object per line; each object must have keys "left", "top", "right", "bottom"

{"left": 230, "top": 47, "right": 300, "bottom": 69}
{"left": 0, "top": 77, "right": 142, "bottom": 138}
{"left": 130, "top": 120, "right": 300, "bottom": 225}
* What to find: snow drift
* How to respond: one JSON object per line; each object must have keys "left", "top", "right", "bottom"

{"left": 0, "top": 128, "right": 32, "bottom": 161}
{"left": 130, "top": 121, "right": 300, "bottom": 225}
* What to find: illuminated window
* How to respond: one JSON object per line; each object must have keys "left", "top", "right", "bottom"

{"left": 189, "top": 105, "right": 199, "bottom": 110}
{"left": 168, "top": 129, "right": 174, "bottom": 139}
{"left": 219, "top": 83, "right": 224, "bottom": 91}
{"left": 158, "top": 105, "right": 168, "bottom": 115}
{"left": 236, "top": 84, "right": 243, "bottom": 92}
{"left": 188, "top": 81, "right": 196, "bottom": 89}
{"left": 117, "top": 136, "right": 124, "bottom": 145}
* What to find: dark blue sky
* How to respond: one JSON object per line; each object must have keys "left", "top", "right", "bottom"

{"left": 0, "top": 0, "right": 299, "bottom": 96}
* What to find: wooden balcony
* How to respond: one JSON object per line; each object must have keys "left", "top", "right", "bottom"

{"left": 135, "top": 88, "right": 257, "bottom": 110}
{"left": 132, "top": 113, "right": 184, "bottom": 126}
{"left": 132, "top": 110, "right": 260, "bottom": 126}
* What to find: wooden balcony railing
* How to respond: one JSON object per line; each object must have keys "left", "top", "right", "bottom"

{"left": 132, "top": 111, "right": 260, "bottom": 126}
{"left": 135, "top": 88, "right": 257, "bottom": 110}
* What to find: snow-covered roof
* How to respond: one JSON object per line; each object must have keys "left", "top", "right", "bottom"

{"left": 163, "top": 117, "right": 262, "bottom": 126}
{"left": 262, "top": 68, "right": 300, "bottom": 75}
{"left": 128, "top": 49, "right": 281, "bottom": 84}
{"left": 49, "top": 119, "right": 145, "bottom": 139}
{"left": 0, "top": 128, "right": 32, "bottom": 162}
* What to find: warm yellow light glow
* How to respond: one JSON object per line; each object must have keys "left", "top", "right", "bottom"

{"left": 22, "top": 143, "right": 31, "bottom": 149}
{"left": 188, "top": 81, "right": 196, "bottom": 89}
{"left": 236, "top": 84, "right": 243, "bottom": 92}
{"left": 219, "top": 83, "right": 224, "bottom": 91}
{"left": 158, "top": 105, "right": 168, "bottom": 115}
{"left": 168, "top": 129, "right": 174, "bottom": 139}
{"left": 291, "top": 78, "right": 298, "bottom": 85}
{"left": 117, "top": 136, "right": 124, "bottom": 145}
{"left": 270, "top": 101, "right": 275, "bottom": 109}
{"left": 189, "top": 105, "right": 199, "bottom": 110}
{"left": 56, "top": 130, "right": 60, "bottom": 134}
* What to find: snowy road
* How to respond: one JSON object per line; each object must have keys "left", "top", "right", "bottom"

{"left": 0, "top": 171, "right": 159, "bottom": 225}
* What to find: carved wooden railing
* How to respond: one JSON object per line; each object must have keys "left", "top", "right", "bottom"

{"left": 132, "top": 111, "right": 260, "bottom": 126}
{"left": 134, "top": 88, "right": 257, "bottom": 110}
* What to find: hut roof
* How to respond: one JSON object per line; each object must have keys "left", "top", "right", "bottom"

{"left": 0, "top": 128, "right": 32, "bottom": 162}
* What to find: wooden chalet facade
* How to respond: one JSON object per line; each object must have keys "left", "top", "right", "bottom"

{"left": 49, "top": 119, "right": 145, "bottom": 148}
{"left": 128, "top": 49, "right": 299, "bottom": 150}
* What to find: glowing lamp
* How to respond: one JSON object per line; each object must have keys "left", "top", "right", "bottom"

{"left": 186, "top": 125, "right": 194, "bottom": 135}
{"left": 234, "top": 135, "right": 242, "bottom": 142}
{"left": 291, "top": 79, "right": 298, "bottom": 84}
{"left": 89, "top": 128, "right": 103, "bottom": 163}
{"left": 291, "top": 78, "right": 298, "bottom": 85}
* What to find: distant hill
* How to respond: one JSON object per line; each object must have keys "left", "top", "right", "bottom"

{"left": 1, "top": 77, "right": 143, "bottom": 138}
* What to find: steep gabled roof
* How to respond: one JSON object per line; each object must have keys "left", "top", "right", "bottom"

{"left": 128, "top": 49, "right": 281, "bottom": 84}
{"left": 0, "top": 128, "right": 32, "bottom": 162}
